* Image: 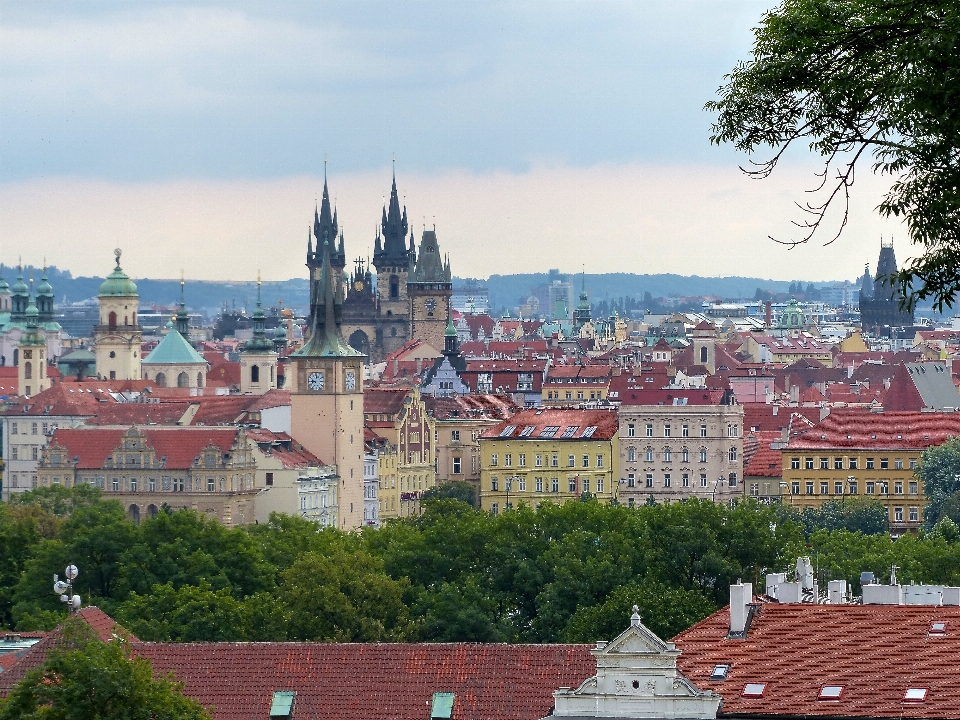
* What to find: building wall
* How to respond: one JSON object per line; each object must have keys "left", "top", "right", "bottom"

{"left": 239, "top": 352, "right": 278, "bottom": 395}
{"left": 781, "top": 447, "right": 925, "bottom": 533}
{"left": 618, "top": 404, "right": 744, "bottom": 507}
{"left": 433, "top": 418, "right": 498, "bottom": 501}
{"left": 479, "top": 436, "right": 618, "bottom": 512}
{"left": 1, "top": 415, "right": 87, "bottom": 501}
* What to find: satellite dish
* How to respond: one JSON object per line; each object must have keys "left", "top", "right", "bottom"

{"left": 53, "top": 580, "right": 68, "bottom": 594}
{"left": 70, "top": 595, "right": 82, "bottom": 610}
{"left": 65, "top": 565, "right": 78, "bottom": 580}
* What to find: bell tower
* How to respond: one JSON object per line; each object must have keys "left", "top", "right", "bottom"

{"left": 239, "top": 276, "right": 278, "bottom": 395}
{"left": 372, "top": 168, "right": 415, "bottom": 320}
{"left": 18, "top": 284, "right": 49, "bottom": 397}
{"left": 407, "top": 227, "right": 453, "bottom": 351}
{"left": 290, "top": 235, "right": 366, "bottom": 530}
{"left": 94, "top": 249, "right": 142, "bottom": 381}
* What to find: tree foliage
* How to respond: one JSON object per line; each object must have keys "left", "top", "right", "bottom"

{"left": 917, "top": 436, "right": 960, "bottom": 526}
{"left": 0, "top": 619, "right": 211, "bottom": 720}
{"left": 798, "top": 498, "right": 890, "bottom": 535}
{"left": 707, "top": 0, "right": 960, "bottom": 309}
{"left": 421, "top": 480, "right": 478, "bottom": 507}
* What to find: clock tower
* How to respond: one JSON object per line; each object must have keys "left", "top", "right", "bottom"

{"left": 407, "top": 228, "right": 453, "bottom": 352}
{"left": 290, "top": 235, "right": 366, "bottom": 530}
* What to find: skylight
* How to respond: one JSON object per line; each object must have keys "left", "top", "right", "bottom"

{"left": 269, "top": 691, "right": 295, "bottom": 718}
{"left": 903, "top": 688, "right": 928, "bottom": 702}
{"left": 581, "top": 426, "right": 597, "bottom": 438}
{"left": 709, "top": 664, "right": 730, "bottom": 681}
{"left": 498, "top": 425, "right": 517, "bottom": 438}
{"left": 519, "top": 425, "right": 537, "bottom": 437}
{"left": 930, "top": 621, "right": 947, "bottom": 635}
{"left": 818, "top": 686, "right": 844, "bottom": 700}
{"left": 742, "top": 683, "right": 766, "bottom": 698}
{"left": 539, "top": 426, "right": 560, "bottom": 438}
{"left": 560, "top": 426, "right": 579, "bottom": 438}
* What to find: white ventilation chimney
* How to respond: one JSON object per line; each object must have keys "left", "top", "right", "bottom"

{"left": 765, "top": 573, "right": 786, "bottom": 598}
{"left": 797, "top": 557, "right": 814, "bottom": 591}
{"left": 729, "top": 582, "right": 753, "bottom": 636}
{"left": 828, "top": 580, "right": 847, "bottom": 604}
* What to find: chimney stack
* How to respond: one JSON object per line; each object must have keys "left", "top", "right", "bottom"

{"left": 729, "top": 581, "right": 753, "bottom": 636}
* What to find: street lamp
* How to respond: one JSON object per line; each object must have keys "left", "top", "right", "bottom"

{"left": 53, "top": 564, "right": 81, "bottom": 613}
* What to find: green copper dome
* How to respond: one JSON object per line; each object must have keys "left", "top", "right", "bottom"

{"left": 0, "top": 274, "right": 8, "bottom": 293}
{"left": 36, "top": 271, "right": 53, "bottom": 297}
{"left": 11, "top": 270, "right": 28, "bottom": 297}
{"left": 99, "top": 251, "right": 138, "bottom": 297}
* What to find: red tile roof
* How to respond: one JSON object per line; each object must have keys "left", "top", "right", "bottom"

{"left": 482, "top": 408, "right": 618, "bottom": 440}
{"left": 364, "top": 387, "right": 411, "bottom": 415}
{"left": 786, "top": 409, "right": 960, "bottom": 450}
{"left": 245, "top": 389, "right": 291, "bottom": 411}
{"left": 245, "top": 428, "right": 324, "bottom": 469}
{"left": 422, "top": 394, "right": 520, "bottom": 420}
{"left": 742, "top": 403, "right": 824, "bottom": 432}
{"left": 673, "top": 603, "right": 960, "bottom": 719}
{"left": 743, "top": 431, "right": 784, "bottom": 478}
{"left": 135, "top": 641, "right": 595, "bottom": 720}
{"left": 610, "top": 382, "right": 727, "bottom": 406}
{"left": 47, "top": 427, "right": 243, "bottom": 470}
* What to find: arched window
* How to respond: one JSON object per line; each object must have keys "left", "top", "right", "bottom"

{"left": 699, "top": 346, "right": 708, "bottom": 363}
{"left": 128, "top": 504, "right": 140, "bottom": 525}
{"left": 681, "top": 447, "right": 689, "bottom": 463}
{"left": 156, "top": 372, "right": 167, "bottom": 388}
{"left": 177, "top": 372, "right": 189, "bottom": 388}
{"left": 645, "top": 447, "right": 654, "bottom": 462}
{"left": 108, "top": 311, "right": 117, "bottom": 329}
{"left": 663, "top": 447, "right": 672, "bottom": 462}
{"left": 699, "top": 448, "right": 708, "bottom": 463}
{"left": 23, "top": 361, "right": 32, "bottom": 379}
{"left": 197, "top": 373, "right": 204, "bottom": 387}
{"left": 251, "top": 365, "right": 260, "bottom": 383}
{"left": 627, "top": 447, "right": 635, "bottom": 462}
{"left": 147, "top": 504, "right": 158, "bottom": 519}
{"left": 729, "top": 447, "right": 738, "bottom": 462}
{"left": 389, "top": 275, "right": 400, "bottom": 299}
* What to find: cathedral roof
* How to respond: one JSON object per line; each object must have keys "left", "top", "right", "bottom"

{"left": 143, "top": 328, "right": 206, "bottom": 366}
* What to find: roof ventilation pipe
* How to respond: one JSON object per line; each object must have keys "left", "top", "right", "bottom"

{"left": 729, "top": 581, "right": 752, "bottom": 636}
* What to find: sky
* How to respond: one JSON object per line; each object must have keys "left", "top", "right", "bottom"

{"left": 0, "top": 1, "right": 908, "bottom": 283}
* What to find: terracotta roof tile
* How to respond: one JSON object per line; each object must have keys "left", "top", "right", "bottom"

{"left": 482, "top": 408, "right": 618, "bottom": 440}
{"left": 786, "top": 409, "right": 960, "bottom": 449}
{"left": 47, "top": 427, "right": 243, "bottom": 470}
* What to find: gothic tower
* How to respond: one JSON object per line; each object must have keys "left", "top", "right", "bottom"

{"left": 372, "top": 169, "right": 415, "bottom": 351}
{"left": 290, "top": 235, "right": 366, "bottom": 530}
{"left": 859, "top": 240, "right": 914, "bottom": 332}
{"left": 407, "top": 228, "right": 453, "bottom": 351}
{"left": 239, "top": 276, "right": 278, "bottom": 395}
{"left": 18, "top": 284, "right": 48, "bottom": 397}
{"left": 95, "top": 250, "right": 143, "bottom": 381}
{"left": 306, "top": 170, "right": 347, "bottom": 325}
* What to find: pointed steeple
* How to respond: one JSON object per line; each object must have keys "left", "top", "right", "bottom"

{"left": 313, "top": 172, "right": 344, "bottom": 270}
{"left": 373, "top": 167, "right": 411, "bottom": 269}
{"left": 243, "top": 273, "right": 274, "bottom": 353}
{"left": 175, "top": 275, "right": 190, "bottom": 337}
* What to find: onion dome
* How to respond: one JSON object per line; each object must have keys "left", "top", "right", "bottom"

{"left": 99, "top": 249, "right": 138, "bottom": 297}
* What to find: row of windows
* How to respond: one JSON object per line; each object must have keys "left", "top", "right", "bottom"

{"left": 790, "top": 480, "right": 920, "bottom": 495}
{"left": 790, "top": 456, "right": 918, "bottom": 470}
{"left": 9, "top": 446, "right": 40, "bottom": 461}
{"left": 544, "top": 390, "right": 603, "bottom": 400}
{"left": 625, "top": 423, "right": 739, "bottom": 438}
{"left": 490, "top": 453, "right": 605, "bottom": 468}
{"left": 626, "top": 447, "right": 738, "bottom": 463}
{"left": 10, "top": 421, "right": 56, "bottom": 435}
{"left": 39, "top": 475, "right": 236, "bottom": 492}
{"left": 625, "top": 472, "right": 738, "bottom": 488}
{"left": 489, "top": 475, "right": 607, "bottom": 494}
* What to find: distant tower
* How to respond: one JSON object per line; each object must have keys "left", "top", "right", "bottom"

{"left": 306, "top": 168, "right": 347, "bottom": 328}
{"left": 239, "top": 276, "right": 278, "bottom": 395}
{"left": 373, "top": 168, "right": 415, "bottom": 342}
{"left": 574, "top": 274, "right": 592, "bottom": 329}
{"left": 859, "top": 240, "right": 914, "bottom": 332}
{"left": 407, "top": 227, "right": 453, "bottom": 350}
{"left": 0, "top": 268, "right": 10, "bottom": 313}
{"left": 95, "top": 250, "right": 143, "bottom": 381}
{"left": 141, "top": 279, "right": 207, "bottom": 388}
{"left": 290, "top": 234, "right": 366, "bottom": 530}
{"left": 18, "top": 284, "right": 49, "bottom": 397}
{"left": 35, "top": 268, "right": 55, "bottom": 325}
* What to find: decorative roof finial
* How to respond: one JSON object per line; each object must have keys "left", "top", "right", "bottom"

{"left": 114, "top": 248, "right": 122, "bottom": 269}
{"left": 630, "top": 605, "right": 641, "bottom": 627}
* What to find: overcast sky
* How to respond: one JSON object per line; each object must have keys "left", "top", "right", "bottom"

{"left": 0, "top": 1, "right": 906, "bottom": 283}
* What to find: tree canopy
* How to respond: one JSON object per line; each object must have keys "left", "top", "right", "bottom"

{"left": 707, "top": 0, "right": 960, "bottom": 309}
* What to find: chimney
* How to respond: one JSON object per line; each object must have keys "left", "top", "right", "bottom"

{"left": 416, "top": 357, "right": 423, "bottom": 375}
{"left": 765, "top": 301, "right": 772, "bottom": 327}
{"left": 729, "top": 581, "right": 753, "bottom": 636}
{"left": 828, "top": 579, "right": 847, "bottom": 604}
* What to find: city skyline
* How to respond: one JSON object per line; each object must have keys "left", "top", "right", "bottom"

{"left": 1, "top": 1, "right": 907, "bottom": 282}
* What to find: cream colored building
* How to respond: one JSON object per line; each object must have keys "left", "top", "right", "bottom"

{"left": 618, "top": 400, "right": 744, "bottom": 507}
{"left": 94, "top": 250, "right": 143, "bottom": 382}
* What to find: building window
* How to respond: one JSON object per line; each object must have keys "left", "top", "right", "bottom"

{"left": 700, "top": 424, "right": 707, "bottom": 438}
{"left": 453, "top": 457, "right": 462, "bottom": 474}
{"left": 646, "top": 447, "right": 654, "bottom": 462}
{"left": 909, "top": 507, "right": 919, "bottom": 522}
{"left": 10, "top": 447, "right": 17, "bottom": 460}
{"left": 792, "top": 481, "right": 800, "bottom": 494}
{"left": 895, "top": 481, "right": 903, "bottom": 495}
{"left": 504, "top": 454, "right": 512, "bottom": 467}
{"left": 682, "top": 424, "right": 689, "bottom": 437}
{"left": 681, "top": 447, "right": 689, "bottom": 462}
{"left": 728, "top": 473, "right": 737, "bottom": 487}
{"left": 682, "top": 473, "right": 689, "bottom": 487}
{"left": 596, "top": 477, "right": 604, "bottom": 493}
{"left": 834, "top": 458, "right": 843, "bottom": 470}
{"left": 819, "top": 481, "right": 828, "bottom": 495}
{"left": 518, "top": 477, "right": 526, "bottom": 492}
{"left": 700, "top": 448, "right": 708, "bottom": 463}
{"left": 627, "top": 473, "right": 635, "bottom": 487}
{"left": 664, "top": 473, "right": 671, "bottom": 488}
{"left": 552, "top": 477, "right": 559, "bottom": 492}
{"left": 580, "top": 477, "right": 589, "bottom": 494}
{"left": 750, "top": 483, "right": 759, "bottom": 496}
{"left": 596, "top": 455, "right": 604, "bottom": 468}
{"left": 627, "top": 423, "right": 635, "bottom": 437}
{"left": 490, "top": 454, "right": 498, "bottom": 467}
{"left": 791, "top": 457, "right": 800, "bottom": 469}
{"left": 729, "top": 447, "right": 738, "bottom": 462}
{"left": 866, "top": 458, "right": 875, "bottom": 469}
{"left": 645, "top": 423, "right": 653, "bottom": 437}
{"left": 663, "top": 424, "right": 671, "bottom": 437}
{"left": 700, "top": 473, "right": 708, "bottom": 487}
{"left": 894, "top": 507, "right": 904, "bottom": 523}
{"left": 866, "top": 481, "right": 875, "bottom": 494}
{"left": 909, "top": 481, "right": 918, "bottom": 495}
{"left": 569, "top": 478, "right": 577, "bottom": 493}
{"left": 806, "top": 481, "right": 814, "bottom": 495}
{"left": 909, "top": 458, "right": 918, "bottom": 470}
{"left": 582, "top": 455, "right": 590, "bottom": 468}
{"left": 805, "top": 457, "right": 814, "bottom": 470}
{"left": 535, "top": 454, "right": 543, "bottom": 467}
{"left": 849, "top": 458, "right": 858, "bottom": 470}
{"left": 849, "top": 480, "right": 858, "bottom": 495}
{"left": 451, "top": 430, "right": 460, "bottom": 441}
{"left": 879, "top": 482, "right": 889, "bottom": 495}
{"left": 536, "top": 477, "right": 543, "bottom": 492}
{"left": 112, "top": 479, "right": 119, "bottom": 492}
{"left": 628, "top": 447, "right": 636, "bottom": 462}
{"left": 895, "top": 458, "right": 903, "bottom": 469}
{"left": 208, "top": 478, "right": 215, "bottom": 492}
{"left": 834, "top": 481, "right": 843, "bottom": 494}
{"left": 820, "top": 457, "right": 829, "bottom": 469}
{"left": 149, "top": 477, "right": 156, "bottom": 491}
{"left": 551, "top": 454, "right": 559, "bottom": 467}
{"left": 491, "top": 477, "right": 498, "bottom": 491}
{"left": 628, "top": 498, "right": 635, "bottom": 507}
{"left": 11, "top": 422, "right": 17, "bottom": 435}
{"left": 491, "top": 502, "right": 499, "bottom": 515}
{"left": 646, "top": 473, "right": 654, "bottom": 488}
{"left": 568, "top": 454, "right": 575, "bottom": 467}
{"left": 130, "top": 478, "right": 137, "bottom": 492}
{"left": 664, "top": 448, "right": 672, "bottom": 462}
{"left": 880, "top": 458, "right": 889, "bottom": 469}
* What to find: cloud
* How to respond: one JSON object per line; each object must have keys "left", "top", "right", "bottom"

{"left": 1, "top": 160, "right": 905, "bottom": 285}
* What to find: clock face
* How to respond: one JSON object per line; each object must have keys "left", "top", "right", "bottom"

{"left": 307, "top": 371, "right": 324, "bottom": 391}
{"left": 354, "top": 280, "right": 364, "bottom": 292}
{"left": 345, "top": 370, "right": 356, "bottom": 390}
{"left": 425, "top": 298, "right": 437, "bottom": 312}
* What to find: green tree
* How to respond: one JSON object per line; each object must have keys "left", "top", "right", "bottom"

{"left": 0, "top": 619, "right": 210, "bottom": 720}
{"left": 917, "top": 438, "right": 960, "bottom": 526}
{"left": 939, "top": 490, "right": 960, "bottom": 524}
{"left": 707, "top": 0, "right": 960, "bottom": 309}
{"left": 116, "top": 581, "right": 249, "bottom": 642}
{"left": 0, "top": 502, "right": 59, "bottom": 628}
{"left": 421, "top": 480, "right": 478, "bottom": 507}
{"left": 416, "top": 577, "right": 506, "bottom": 642}
{"left": 9, "top": 484, "right": 104, "bottom": 517}
{"left": 800, "top": 498, "right": 890, "bottom": 535}
{"left": 564, "top": 581, "right": 716, "bottom": 643}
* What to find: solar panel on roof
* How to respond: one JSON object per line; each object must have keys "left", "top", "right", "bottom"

{"left": 560, "top": 426, "right": 579, "bottom": 438}
{"left": 499, "top": 425, "right": 517, "bottom": 437}
{"left": 580, "top": 426, "right": 597, "bottom": 438}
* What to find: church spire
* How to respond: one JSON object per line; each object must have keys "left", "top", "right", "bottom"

{"left": 175, "top": 274, "right": 190, "bottom": 337}
{"left": 373, "top": 167, "right": 411, "bottom": 269}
